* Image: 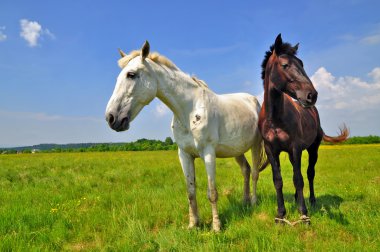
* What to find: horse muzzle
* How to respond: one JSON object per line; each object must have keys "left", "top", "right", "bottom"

{"left": 106, "top": 112, "right": 130, "bottom": 132}
{"left": 296, "top": 90, "right": 318, "bottom": 107}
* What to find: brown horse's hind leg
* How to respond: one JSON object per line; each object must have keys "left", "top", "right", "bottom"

{"left": 307, "top": 136, "right": 322, "bottom": 206}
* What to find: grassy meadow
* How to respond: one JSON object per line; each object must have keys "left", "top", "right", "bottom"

{"left": 0, "top": 145, "right": 379, "bottom": 251}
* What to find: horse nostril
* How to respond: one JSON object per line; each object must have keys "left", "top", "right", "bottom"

{"left": 107, "top": 113, "right": 115, "bottom": 126}
{"left": 120, "top": 116, "right": 129, "bottom": 128}
{"left": 306, "top": 92, "right": 318, "bottom": 104}
{"left": 307, "top": 93, "right": 313, "bottom": 102}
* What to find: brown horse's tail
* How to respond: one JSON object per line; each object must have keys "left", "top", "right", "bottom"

{"left": 323, "top": 124, "right": 349, "bottom": 143}
{"left": 258, "top": 140, "right": 270, "bottom": 172}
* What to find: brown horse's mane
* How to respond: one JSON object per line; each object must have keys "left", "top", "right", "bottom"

{"left": 260, "top": 42, "right": 298, "bottom": 82}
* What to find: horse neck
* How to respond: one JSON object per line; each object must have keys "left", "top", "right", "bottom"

{"left": 154, "top": 66, "right": 204, "bottom": 125}
{"left": 263, "top": 76, "right": 285, "bottom": 123}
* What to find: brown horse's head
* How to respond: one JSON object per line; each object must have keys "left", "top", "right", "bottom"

{"left": 262, "top": 34, "right": 318, "bottom": 107}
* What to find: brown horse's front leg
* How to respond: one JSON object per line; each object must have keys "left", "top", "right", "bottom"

{"left": 289, "top": 148, "right": 308, "bottom": 216}
{"left": 265, "top": 145, "right": 286, "bottom": 219}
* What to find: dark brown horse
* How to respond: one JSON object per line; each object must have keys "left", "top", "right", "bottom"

{"left": 258, "top": 34, "right": 349, "bottom": 224}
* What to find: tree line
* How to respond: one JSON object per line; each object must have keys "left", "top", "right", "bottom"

{"left": 1, "top": 136, "right": 380, "bottom": 154}
{"left": 1, "top": 137, "right": 177, "bottom": 154}
{"left": 323, "top": 135, "right": 380, "bottom": 145}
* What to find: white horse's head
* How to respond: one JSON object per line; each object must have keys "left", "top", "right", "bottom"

{"left": 105, "top": 41, "right": 158, "bottom": 132}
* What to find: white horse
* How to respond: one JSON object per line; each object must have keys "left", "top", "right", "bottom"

{"left": 105, "top": 41, "right": 267, "bottom": 231}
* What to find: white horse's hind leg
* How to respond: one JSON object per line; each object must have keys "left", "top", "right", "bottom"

{"left": 178, "top": 148, "right": 199, "bottom": 228}
{"left": 202, "top": 145, "right": 221, "bottom": 231}
{"left": 251, "top": 134, "right": 262, "bottom": 205}
{"left": 235, "top": 155, "right": 251, "bottom": 205}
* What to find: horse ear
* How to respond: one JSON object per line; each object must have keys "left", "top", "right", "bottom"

{"left": 274, "top": 33, "right": 283, "bottom": 54}
{"left": 293, "top": 43, "right": 299, "bottom": 52}
{"left": 118, "top": 48, "right": 127, "bottom": 58}
{"left": 141, "top": 40, "right": 150, "bottom": 61}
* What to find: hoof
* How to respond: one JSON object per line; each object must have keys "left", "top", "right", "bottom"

{"left": 291, "top": 215, "right": 311, "bottom": 226}
{"left": 188, "top": 219, "right": 199, "bottom": 229}
{"left": 251, "top": 196, "right": 258, "bottom": 205}
{"left": 274, "top": 217, "right": 292, "bottom": 226}
{"left": 212, "top": 220, "right": 221, "bottom": 232}
{"left": 300, "top": 215, "right": 311, "bottom": 224}
{"left": 275, "top": 215, "right": 310, "bottom": 226}
{"left": 188, "top": 223, "right": 198, "bottom": 229}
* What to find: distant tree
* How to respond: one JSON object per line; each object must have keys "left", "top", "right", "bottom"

{"left": 345, "top": 135, "right": 380, "bottom": 144}
{"left": 164, "top": 137, "right": 174, "bottom": 145}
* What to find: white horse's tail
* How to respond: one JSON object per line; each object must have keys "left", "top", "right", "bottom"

{"left": 258, "top": 140, "right": 269, "bottom": 172}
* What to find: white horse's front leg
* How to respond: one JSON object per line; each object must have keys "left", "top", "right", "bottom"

{"left": 202, "top": 145, "right": 221, "bottom": 231}
{"left": 178, "top": 148, "right": 199, "bottom": 229}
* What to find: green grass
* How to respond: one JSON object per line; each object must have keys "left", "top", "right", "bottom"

{"left": 0, "top": 145, "right": 379, "bottom": 251}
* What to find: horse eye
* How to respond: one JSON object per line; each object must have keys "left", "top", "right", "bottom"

{"left": 281, "top": 63, "right": 289, "bottom": 69}
{"left": 127, "top": 72, "right": 137, "bottom": 79}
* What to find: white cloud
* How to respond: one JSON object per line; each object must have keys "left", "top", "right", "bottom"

{"left": 368, "top": 67, "right": 380, "bottom": 82}
{"left": 155, "top": 102, "right": 170, "bottom": 117}
{"left": 311, "top": 67, "right": 380, "bottom": 110}
{"left": 339, "top": 32, "right": 380, "bottom": 45}
{"left": 20, "top": 19, "right": 41, "bottom": 47}
{"left": 19, "top": 19, "right": 55, "bottom": 47}
{"left": 44, "top": 28, "right": 56, "bottom": 40}
{"left": 311, "top": 67, "right": 380, "bottom": 136}
{"left": 360, "top": 34, "right": 380, "bottom": 45}
{"left": 0, "top": 26, "right": 7, "bottom": 41}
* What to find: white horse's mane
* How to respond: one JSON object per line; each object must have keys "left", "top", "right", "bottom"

{"left": 118, "top": 50, "right": 208, "bottom": 88}
{"left": 191, "top": 76, "right": 208, "bottom": 88}
{"left": 118, "top": 50, "right": 178, "bottom": 70}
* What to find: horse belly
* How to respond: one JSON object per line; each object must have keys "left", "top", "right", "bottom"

{"left": 215, "top": 140, "right": 253, "bottom": 157}
{"left": 217, "top": 94, "right": 260, "bottom": 146}
{"left": 215, "top": 125, "right": 255, "bottom": 157}
{"left": 215, "top": 106, "right": 258, "bottom": 157}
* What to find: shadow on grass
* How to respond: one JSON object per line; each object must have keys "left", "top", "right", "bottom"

{"left": 218, "top": 192, "right": 349, "bottom": 228}
{"left": 310, "top": 194, "right": 350, "bottom": 225}
{"left": 219, "top": 194, "right": 255, "bottom": 228}
{"left": 286, "top": 193, "right": 349, "bottom": 225}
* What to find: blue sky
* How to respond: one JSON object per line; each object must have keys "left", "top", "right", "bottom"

{"left": 1, "top": 0, "right": 380, "bottom": 147}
